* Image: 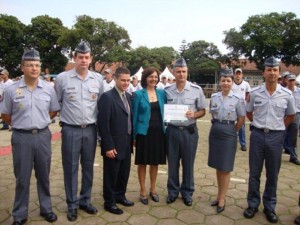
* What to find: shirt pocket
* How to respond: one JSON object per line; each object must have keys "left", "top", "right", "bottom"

{"left": 275, "top": 100, "right": 287, "bottom": 117}
{"left": 13, "top": 96, "right": 27, "bottom": 111}
{"left": 84, "top": 87, "right": 99, "bottom": 101}
{"left": 253, "top": 99, "right": 268, "bottom": 114}
{"left": 183, "top": 98, "right": 195, "bottom": 109}
{"left": 66, "top": 87, "right": 78, "bottom": 101}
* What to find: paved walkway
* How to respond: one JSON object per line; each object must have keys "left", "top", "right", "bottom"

{"left": 0, "top": 112, "right": 299, "bottom": 225}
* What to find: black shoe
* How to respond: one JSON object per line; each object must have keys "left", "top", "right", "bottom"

{"left": 290, "top": 158, "right": 300, "bottom": 165}
{"left": 116, "top": 198, "right": 134, "bottom": 207}
{"left": 243, "top": 207, "right": 258, "bottom": 218}
{"left": 295, "top": 215, "right": 300, "bottom": 225}
{"left": 241, "top": 146, "right": 247, "bottom": 151}
{"left": 149, "top": 192, "right": 159, "bottom": 202}
{"left": 166, "top": 196, "right": 176, "bottom": 204}
{"left": 79, "top": 204, "right": 98, "bottom": 214}
{"left": 211, "top": 200, "right": 219, "bottom": 206}
{"left": 11, "top": 219, "right": 27, "bottom": 225}
{"left": 40, "top": 212, "right": 57, "bottom": 222}
{"left": 284, "top": 149, "right": 291, "bottom": 155}
{"left": 67, "top": 209, "right": 77, "bottom": 222}
{"left": 217, "top": 204, "right": 225, "bottom": 213}
{"left": 139, "top": 195, "right": 148, "bottom": 205}
{"left": 104, "top": 205, "right": 123, "bottom": 215}
{"left": 183, "top": 198, "right": 193, "bottom": 206}
{"left": 263, "top": 209, "right": 278, "bottom": 223}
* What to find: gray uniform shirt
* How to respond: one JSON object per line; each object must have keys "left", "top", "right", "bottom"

{"left": 165, "top": 81, "right": 207, "bottom": 126}
{"left": 246, "top": 83, "right": 296, "bottom": 130}
{"left": 292, "top": 87, "right": 300, "bottom": 113}
{"left": 55, "top": 68, "right": 103, "bottom": 125}
{"left": 210, "top": 91, "right": 245, "bottom": 121}
{"left": 1, "top": 78, "right": 60, "bottom": 129}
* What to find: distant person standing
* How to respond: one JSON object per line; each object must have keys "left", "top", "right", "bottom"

{"left": 165, "top": 58, "right": 207, "bottom": 206}
{"left": 55, "top": 41, "right": 103, "bottom": 221}
{"left": 98, "top": 67, "right": 134, "bottom": 215}
{"left": 1, "top": 49, "right": 60, "bottom": 224}
{"left": 243, "top": 57, "right": 296, "bottom": 224}
{"left": 231, "top": 68, "right": 251, "bottom": 151}
{"left": 285, "top": 74, "right": 300, "bottom": 165}
{"left": 102, "top": 68, "right": 115, "bottom": 92}
{"left": 0, "top": 69, "right": 14, "bottom": 130}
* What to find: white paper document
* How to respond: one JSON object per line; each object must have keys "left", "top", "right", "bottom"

{"left": 164, "top": 104, "right": 189, "bottom": 123}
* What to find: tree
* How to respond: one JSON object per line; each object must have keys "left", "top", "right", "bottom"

{"left": 127, "top": 46, "right": 177, "bottom": 73}
{"left": 0, "top": 14, "right": 25, "bottom": 76}
{"left": 178, "top": 39, "right": 188, "bottom": 56}
{"left": 24, "top": 15, "right": 68, "bottom": 74}
{"left": 223, "top": 12, "right": 300, "bottom": 70}
{"left": 58, "top": 15, "right": 131, "bottom": 67}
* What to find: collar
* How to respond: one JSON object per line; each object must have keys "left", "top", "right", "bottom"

{"left": 170, "top": 81, "right": 191, "bottom": 92}
{"left": 70, "top": 68, "right": 95, "bottom": 80}
{"left": 18, "top": 77, "right": 44, "bottom": 88}
{"left": 115, "top": 86, "right": 125, "bottom": 98}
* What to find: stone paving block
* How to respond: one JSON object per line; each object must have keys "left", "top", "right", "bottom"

{"left": 177, "top": 209, "right": 205, "bottom": 224}
{"left": 157, "top": 218, "right": 186, "bottom": 225}
{"left": 149, "top": 206, "right": 177, "bottom": 218}
{"left": 127, "top": 214, "right": 157, "bottom": 225}
{"left": 205, "top": 214, "right": 234, "bottom": 225}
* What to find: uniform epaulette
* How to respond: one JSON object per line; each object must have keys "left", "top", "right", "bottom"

{"left": 281, "top": 86, "right": 293, "bottom": 95}
{"left": 232, "top": 93, "right": 242, "bottom": 99}
{"left": 211, "top": 92, "right": 218, "bottom": 98}
{"left": 190, "top": 83, "right": 201, "bottom": 89}
{"left": 250, "top": 86, "right": 261, "bottom": 93}
{"left": 164, "top": 85, "right": 172, "bottom": 90}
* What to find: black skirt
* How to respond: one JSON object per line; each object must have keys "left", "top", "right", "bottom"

{"left": 135, "top": 101, "right": 166, "bottom": 165}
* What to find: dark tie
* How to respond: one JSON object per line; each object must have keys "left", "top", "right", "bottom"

{"left": 122, "top": 94, "right": 131, "bottom": 135}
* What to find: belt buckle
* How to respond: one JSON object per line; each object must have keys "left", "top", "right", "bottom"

{"left": 81, "top": 124, "right": 87, "bottom": 128}
{"left": 32, "top": 129, "right": 38, "bottom": 134}
{"left": 264, "top": 128, "right": 269, "bottom": 133}
{"left": 179, "top": 126, "right": 184, "bottom": 131}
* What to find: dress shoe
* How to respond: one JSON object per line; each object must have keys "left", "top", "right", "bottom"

{"left": 116, "top": 198, "right": 134, "bottom": 207}
{"left": 149, "top": 192, "right": 159, "bottom": 202}
{"left": 166, "top": 196, "right": 176, "bottom": 204}
{"left": 263, "top": 209, "right": 278, "bottom": 223}
{"left": 243, "top": 207, "right": 258, "bottom": 218}
{"left": 40, "top": 212, "right": 57, "bottom": 222}
{"left": 79, "top": 204, "right": 98, "bottom": 214}
{"left": 183, "top": 198, "right": 193, "bottom": 206}
{"left": 104, "top": 205, "right": 123, "bottom": 215}
{"left": 67, "top": 209, "right": 77, "bottom": 222}
{"left": 11, "top": 219, "right": 27, "bottom": 225}
{"left": 290, "top": 158, "right": 300, "bottom": 165}
{"left": 211, "top": 200, "right": 219, "bottom": 206}
{"left": 241, "top": 146, "right": 247, "bottom": 151}
{"left": 216, "top": 204, "right": 225, "bottom": 213}
{"left": 295, "top": 215, "right": 300, "bottom": 225}
{"left": 139, "top": 195, "right": 148, "bottom": 205}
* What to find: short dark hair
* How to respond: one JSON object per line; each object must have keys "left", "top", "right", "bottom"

{"left": 141, "top": 67, "right": 160, "bottom": 88}
{"left": 114, "top": 67, "right": 131, "bottom": 78}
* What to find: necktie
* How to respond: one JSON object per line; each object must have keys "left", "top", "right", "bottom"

{"left": 122, "top": 94, "right": 132, "bottom": 135}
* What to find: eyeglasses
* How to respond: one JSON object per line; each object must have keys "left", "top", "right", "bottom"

{"left": 23, "top": 63, "right": 41, "bottom": 68}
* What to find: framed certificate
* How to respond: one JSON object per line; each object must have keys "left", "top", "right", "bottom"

{"left": 164, "top": 104, "right": 188, "bottom": 122}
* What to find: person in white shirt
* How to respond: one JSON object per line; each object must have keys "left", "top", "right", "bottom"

{"left": 103, "top": 68, "right": 115, "bottom": 92}
{"left": 127, "top": 75, "right": 142, "bottom": 94}
{"left": 156, "top": 74, "right": 167, "bottom": 89}
{"left": 231, "top": 68, "right": 251, "bottom": 151}
{"left": 0, "top": 69, "right": 14, "bottom": 130}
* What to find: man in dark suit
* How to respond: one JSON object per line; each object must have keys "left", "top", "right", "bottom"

{"left": 97, "top": 67, "right": 134, "bottom": 215}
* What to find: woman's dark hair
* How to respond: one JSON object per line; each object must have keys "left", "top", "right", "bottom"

{"left": 140, "top": 67, "right": 160, "bottom": 88}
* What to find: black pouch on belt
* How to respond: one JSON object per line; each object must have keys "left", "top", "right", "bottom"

{"left": 188, "top": 125, "right": 195, "bottom": 134}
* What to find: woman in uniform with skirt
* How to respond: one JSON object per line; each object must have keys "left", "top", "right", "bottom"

{"left": 132, "top": 67, "right": 167, "bottom": 205}
{"left": 208, "top": 68, "right": 245, "bottom": 213}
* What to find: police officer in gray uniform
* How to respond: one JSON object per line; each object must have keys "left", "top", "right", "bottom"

{"left": 1, "top": 49, "right": 60, "bottom": 225}
{"left": 243, "top": 57, "right": 296, "bottom": 223}
{"left": 55, "top": 41, "right": 103, "bottom": 221}
{"left": 165, "top": 58, "right": 207, "bottom": 206}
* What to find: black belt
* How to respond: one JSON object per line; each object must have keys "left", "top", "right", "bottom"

{"left": 168, "top": 123, "right": 195, "bottom": 131}
{"left": 60, "top": 122, "right": 95, "bottom": 128}
{"left": 252, "top": 126, "right": 284, "bottom": 134}
{"left": 212, "top": 119, "right": 235, "bottom": 124}
{"left": 13, "top": 127, "right": 48, "bottom": 134}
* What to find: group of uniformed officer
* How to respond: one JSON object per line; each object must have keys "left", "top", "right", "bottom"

{"left": 1, "top": 41, "right": 300, "bottom": 224}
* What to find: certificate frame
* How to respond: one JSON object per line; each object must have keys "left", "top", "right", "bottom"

{"left": 164, "top": 104, "right": 188, "bottom": 123}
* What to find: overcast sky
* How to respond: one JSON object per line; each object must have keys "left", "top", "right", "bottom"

{"left": 1, "top": 0, "right": 300, "bottom": 54}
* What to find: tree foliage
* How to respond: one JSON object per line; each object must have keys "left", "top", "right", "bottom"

{"left": 58, "top": 15, "right": 131, "bottom": 65}
{"left": 25, "top": 15, "right": 68, "bottom": 74}
{"left": 0, "top": 14, "right": 25, "bottom": 75}
{"left": 223, "top": 12, "right": 300, "bottom": 70}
